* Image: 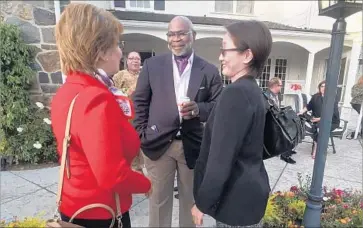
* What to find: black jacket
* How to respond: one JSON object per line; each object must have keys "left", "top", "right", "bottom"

{"left": 193, "top": 75, "right": 270, "bottom": 226}
{"left": 307, "top": 93, "right": 340, "bottom": 125}
{"left": 132, "top": 53, "right": 223, "bottom": 169}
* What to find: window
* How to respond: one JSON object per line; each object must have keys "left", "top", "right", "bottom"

{"left": 215, "top": 1, "right": 233, "bottom": 13}
{"left": 258, "top": 58, "right": 272, "bottom": 91}
{"left": 274, "top": 58, "right": 288, "bottom": 94}
{"left": 115, "top": 0, "right": 164, "bottom": 10}
{"left": 114, "top": 0, "right": 126, "bottom": 8}
{"left": 129, "top": 0, "right": 151, "bottom": 8}
{"left": 215, "top": 0, "right": 254, "bottom": 14}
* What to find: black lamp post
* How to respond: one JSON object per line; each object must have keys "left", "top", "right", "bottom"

{"left": 302, "top": 0, "right": 362, "bottom": 227}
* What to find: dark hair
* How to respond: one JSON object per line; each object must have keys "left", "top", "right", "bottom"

{"left": 318, "top": 80, "right": 326, "bottom": 90}
{"left": 225, "top": 20, "right": 272, "bottom": 78}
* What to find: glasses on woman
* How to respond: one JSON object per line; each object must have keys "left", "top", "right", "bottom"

{"left": 220, "top": 47, "right": 247, "bottom": 57}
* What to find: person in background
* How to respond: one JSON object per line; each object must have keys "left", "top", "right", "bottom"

{"left": 52, "top": 3, "right": 151, "bottom": 228}
{"left": 192, "top": 20, "right": 272, "bottom": 227}
{"left": 350, "top": 76, "right": 363, "bottom": 136}
{"left": 113, "top": 51, "right": 142, "bottom": 96}
{"left": 265, "top": 77, "right": 297, "bottom": 164}
{"left": 132, "top": 16, "right": 223, "bottom": 227}
{"left": 113, "top": 51, "right": 145, "bottom": 173}
{"left": 298, "top": 80, "right": 340, "bottom": 159}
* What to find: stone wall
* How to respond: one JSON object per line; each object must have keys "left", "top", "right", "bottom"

{"left": 1, "top": 0, "right": 62, "bottom": 103}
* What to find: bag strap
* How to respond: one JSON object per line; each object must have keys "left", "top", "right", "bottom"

{"left": 56, "top": 95, "right": 123, "bottom": 228}
{"left": 56, "top": 94, "right": 79, "bottom": 207}
{"left": 262, "top": 92, "right": 276, "bottom": 108}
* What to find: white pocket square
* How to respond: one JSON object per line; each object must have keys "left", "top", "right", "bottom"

{"left": 199, "top": 87, "right": 205, "bottom": 90}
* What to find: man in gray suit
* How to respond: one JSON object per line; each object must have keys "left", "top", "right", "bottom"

{"left": 132, "top": 16, "right": 223, "bottom": 227}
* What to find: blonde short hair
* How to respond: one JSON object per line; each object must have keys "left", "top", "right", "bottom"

{"left": 268, "top": 77, "right": 282, "bottom": 88}
{"left": 55, "top": 3, "right": 123, "bottom": 75}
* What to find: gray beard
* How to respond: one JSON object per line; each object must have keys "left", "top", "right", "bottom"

{"left": 168, "top": 42, "right": 193, "bottom": 56}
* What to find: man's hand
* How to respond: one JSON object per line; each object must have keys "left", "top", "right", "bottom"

{"left": 191, "top": 204, "right": 204, "bottom": 226}
{"left": 311, "top": 117, "right": 321, "bottom": 123}
{"left": 180, "top": 101, "right": 199, "bottom": 120}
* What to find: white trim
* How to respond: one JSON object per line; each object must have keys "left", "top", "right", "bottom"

{"left": 120, "top": 20, "right": 335, "bottom": 40}
{"left": 53, "top": 0, "right": 66, "bottom": 84}
{"left": 54, "top": 0, "right": 61, "bottom": 22}
{"left": 120, "top": 19, "right": 355, "bottom": 49}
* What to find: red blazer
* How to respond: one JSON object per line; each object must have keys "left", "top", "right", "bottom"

{"left": 51, "top": 71, "right": 151, "bottom": 220}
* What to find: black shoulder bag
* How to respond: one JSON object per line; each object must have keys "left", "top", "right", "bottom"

{"left": 262, "top": 92, "right": 305, "bottom": 160}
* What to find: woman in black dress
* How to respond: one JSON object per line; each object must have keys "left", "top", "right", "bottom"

{"left": 191, "top": 20, "right": 273, "bottom": 227}
{"left": 299, "top": 80, "right": 340, "bottom": 158}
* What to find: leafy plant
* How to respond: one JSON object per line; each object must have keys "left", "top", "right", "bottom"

{"left": 0, "top": 22, "right": 57, "bottom": 164}
{"left": 263, "top": 173, "right": 363, "bottom": 227}
{"left": 0, "top": 216, "right": 46, "bottom": 227}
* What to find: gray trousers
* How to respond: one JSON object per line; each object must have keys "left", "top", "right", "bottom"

{"left": 143, "top": 140, "right": 195, "bottom": 227}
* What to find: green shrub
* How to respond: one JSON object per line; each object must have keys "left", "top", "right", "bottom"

{"left": 0, "top": 22, "right": 57, "bottom": 164}
{"left": 1, "top": 216, "right": 46, "bottom": 227}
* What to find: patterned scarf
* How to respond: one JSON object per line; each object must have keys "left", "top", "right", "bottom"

{"left": 96, "top": 69, "right": 134, "bottom": 119}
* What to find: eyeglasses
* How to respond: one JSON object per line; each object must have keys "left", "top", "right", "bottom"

{"left": 166, "top": 31, "right": 191, "bottom": 38}
{"left": 220, "top": 48, "right": 245, "bottom": 56}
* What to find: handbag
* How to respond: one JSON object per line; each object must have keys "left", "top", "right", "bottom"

{"left": 262, "top": 92, "right": 305, "bottom": 160}
{"left": 46, "top": 95, "right": 123, "bottom": 228}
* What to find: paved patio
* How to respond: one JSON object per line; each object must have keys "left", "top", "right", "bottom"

{"left": 1, "top": 113, "right": 362, "bottom": 226}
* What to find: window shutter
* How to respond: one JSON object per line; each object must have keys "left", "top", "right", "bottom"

{"left": 154, "top": 0, "right": 165, "bottom": 10}
{"left": 114, "top": 0, "right": 126, "bottom": 8}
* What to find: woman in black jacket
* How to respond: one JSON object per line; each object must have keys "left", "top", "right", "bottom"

{"left": 191, "top": 20, "right": 272, "bottom": 227}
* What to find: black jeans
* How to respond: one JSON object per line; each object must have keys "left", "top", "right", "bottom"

{"left": 351, "top": 103, "right": 361, "bottom": 114}
{"left": 310, "top": 122, "right": 340, "bottom": 142}
{"left": 60, "top": 211, "right": 131, "bottom": 228}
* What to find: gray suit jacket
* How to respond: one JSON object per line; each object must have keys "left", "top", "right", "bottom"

{"left": 132, "top": 53, "right": 223, "bottom": 169}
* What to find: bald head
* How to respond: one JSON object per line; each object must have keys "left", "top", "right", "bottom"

{"left": 167, "top": 16, "right": 195, "bottom": 56}
{"left": 168, "top": 16, "right": 195, "bottom": 34}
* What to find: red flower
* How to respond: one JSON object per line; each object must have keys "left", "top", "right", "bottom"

{"left": 343, "top": 204, "right": 349, "bottom": 209}
{"left": 333, "top": 188, "right": 343, "bottom": 197}
{"left": 290, "top": 186, "right": 299, "bottom": 192}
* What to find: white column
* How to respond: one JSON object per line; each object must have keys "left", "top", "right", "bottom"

{"left": 304, "top": 52, "right": 315, "bottom": 94}
{"left": 54, "top": 0, "right": 61, "bottom": 22}
{"left": 341, "top": 39, "right": 362, "bottom": 120}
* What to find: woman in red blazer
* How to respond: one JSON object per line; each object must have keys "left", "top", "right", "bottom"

{"left": 51, "top": 3, "right": 151, "bottom": 228}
